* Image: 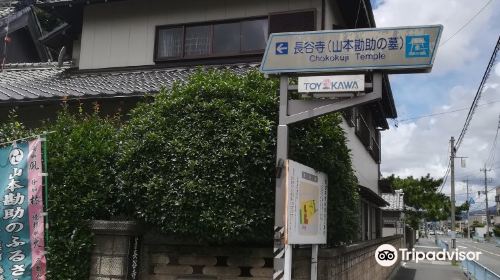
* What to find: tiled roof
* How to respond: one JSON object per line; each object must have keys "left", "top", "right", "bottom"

{"left": 381, "top": 190, "right": 404, "bottom": 211}
{"left": 0, "top": 0, "right": 16, "bottom": 19}
{"left": 0, "top": 6, "right": 13, "bottom": 18}
{"left": 0, "top": 62, "right": 259, "bottom": 103}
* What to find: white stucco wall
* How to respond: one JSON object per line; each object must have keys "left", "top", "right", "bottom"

{"left": 341, "top": 118, "right": 380, "bottom": 194}
{"left": 79, "top": 0, "right": 323, "bottom": 69}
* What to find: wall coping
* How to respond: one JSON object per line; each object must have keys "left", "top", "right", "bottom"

{"left": 89, "top": 220, "right": 143, "bottom": 236}
{"left": 295, "top": 235, "right": 403, "bottom": 258}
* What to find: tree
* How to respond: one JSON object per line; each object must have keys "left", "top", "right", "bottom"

{"left": 472, "top": 220, "right": 484, "bottom": 228}
{"left": 493, "top": 225, "right": 500, "bottom": 237}
{"left": 382, "top": 174, "right": 448, "bottom": 229}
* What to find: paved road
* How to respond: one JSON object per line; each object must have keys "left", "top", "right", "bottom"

{"left": 391, "top": 237, "right": 465, "bottom": 280}
{"left": 441, "top": 236, "right": 500, "bottom": 276}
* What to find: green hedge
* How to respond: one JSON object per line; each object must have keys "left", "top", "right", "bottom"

{"left": 44, "top": 110, "right": 121, "bottom": 279}
{"left": 116, "top": 70, "right": 278, "bottom": 243}
{"left": 117, "top": 69, "right": 359, "bottom": 244}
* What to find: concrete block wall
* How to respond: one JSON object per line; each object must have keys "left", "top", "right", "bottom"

{"left": 292, "top": 235, "right": 402, "bottom": 280}
{"left": 144, "top": 235, "right": 402, "bottom": 280}
{"left": 146, "top": 245, "right": 273, "bottom": 280}
{"left": 89, "top": 222, "right": 402, "bottom": 280}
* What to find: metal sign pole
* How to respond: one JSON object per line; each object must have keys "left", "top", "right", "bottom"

{"left": 273, "top": 73, "right": 384, "bottom": 280}
{"left": 311, "top": 244, "right": 319, "bottom": 280}
{"left": 274, "top": 75, "right": 291, "bottom": 280}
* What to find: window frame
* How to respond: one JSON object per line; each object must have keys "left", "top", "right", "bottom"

{"left": 154, "top": 16, "right": 269, "bottom": 63}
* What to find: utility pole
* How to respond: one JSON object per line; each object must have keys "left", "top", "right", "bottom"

{"left": 450, "top": 137, "right": 456, "bottom": 249}
{"left": 465, "top": 178, "right": 470, "bottom": 239}
{"left": 480, "top": 166, "right": 491, "bottom": 239}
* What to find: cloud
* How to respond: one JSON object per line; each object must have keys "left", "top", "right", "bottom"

{"left": 374, "top": 0, "right": 498, "bottom": 74}
{"left": 381, "top": 70, "right": 500, "bottom": 205}
{"left": 374, "top": 0, "right": 500, "bottom": 208}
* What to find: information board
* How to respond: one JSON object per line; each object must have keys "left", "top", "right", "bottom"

{"left": 286, "top": 160, "right": 327, "bottom": 244}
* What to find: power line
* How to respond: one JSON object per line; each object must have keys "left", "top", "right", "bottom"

{"left": 440, "top": 36, "right": 499, "bottom": 194}
{"left": 439, "top": 0, "right": 494, "bottom": 47}
{"left": 485, "top": 115, "right": 500, "bottom": 169}
{"left": 455, "top": 37, "right": 500, "bottom": 152}
{"left": 398, "top": 99, "right": 500, "bottom": 123}
{"left": 410, "top": 38, "right": 499, "bottom": 196}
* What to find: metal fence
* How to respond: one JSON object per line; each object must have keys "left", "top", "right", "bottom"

{"left": 436, "top": 239, "right": 449, "bottom": 251}
{"left": 462, "top": 259, "right": 500, "bottom": 280}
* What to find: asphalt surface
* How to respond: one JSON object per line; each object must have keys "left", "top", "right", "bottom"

{"left": 390, "top": 237, "right": 465, "bottom": 280}
{"left": 441, "top": 236, "right": 500, "bottom": 277}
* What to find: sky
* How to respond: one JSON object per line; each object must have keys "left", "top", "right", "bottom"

{"left": 372, "top": 0, "right": 500, "bottom": 211}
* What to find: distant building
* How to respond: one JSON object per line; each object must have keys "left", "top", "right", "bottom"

{"left": 469, "top": 215, "right": 487, "bottom": 225}
{"left": 381, "top": 189, "right": 405, "bottom": 237}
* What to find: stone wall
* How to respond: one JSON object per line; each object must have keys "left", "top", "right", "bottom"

{"left": 140, "top": 231, "right": 273, "bottom": 280}
{"left": 142, "top": 233, "right": 402, "bottom": 280}
{"left": 90, "top": 222, "right": 402, "bottom": 280}
{"left": 146, "top": 246, "right": 273, "bottom": 280}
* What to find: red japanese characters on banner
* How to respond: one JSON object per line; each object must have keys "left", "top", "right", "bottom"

{"left": 28, "top": 140, "right": 46, "bottom": 280}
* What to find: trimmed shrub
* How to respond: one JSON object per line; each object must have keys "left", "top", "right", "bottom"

{"left": 118, "top": 69, "right": 359, "bottom": 244}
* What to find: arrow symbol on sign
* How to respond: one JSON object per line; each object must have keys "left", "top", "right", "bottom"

{"left": 277, "top": 44, "right": 286, "bottom": 53}
{"left": 275, "top": 42, "right": 288, "bottom": 55}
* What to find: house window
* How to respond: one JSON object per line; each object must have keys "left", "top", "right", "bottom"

{"left": 155, "top": 18, "right": 268, "bottom": 61}
{"left": 154, "top": 10, "right": 316, "bottom": 62}
{"left": 156, "top": 27, "right": 183, "bottom": 59}
{"left": 213, "top": 22, "right": 240, "bottom": 54}
{"left": 184, "top": 25, "right": 211, "bottom": 57}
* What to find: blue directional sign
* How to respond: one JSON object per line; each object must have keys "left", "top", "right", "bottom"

{"left": 468, "top": 197, "right": 475, "bottom": 205}
{"left": 260, "top": 25, "right": 443, "bottom": 74}
{"left": 276, "top": 42, "right": 288, "bottom": 55}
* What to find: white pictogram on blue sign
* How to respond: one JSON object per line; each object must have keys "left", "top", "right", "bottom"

{"left": 405, "top": 35, "right": 430, "bottom": 58}
{"left": 276, "top": 42, "right": 288, "bottom": 55}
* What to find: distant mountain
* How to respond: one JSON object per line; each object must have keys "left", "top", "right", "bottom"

{"left": 469, "top": 206, "right": 497, "bottom": 216}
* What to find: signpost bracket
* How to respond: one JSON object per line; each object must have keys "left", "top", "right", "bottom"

{"left": 284, "top": 72, "right": 383, "bottom": 124}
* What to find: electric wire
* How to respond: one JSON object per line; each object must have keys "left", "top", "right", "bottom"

{"left": 439, "top": 0, "right": 494, "bottom": 47}
{"left": 485, "top": 115, "right": 500, "bottom": 169}
{"left": 455, "top": 37, "right": 500, "bottom": 152}
{"left": 398, "top": 99, "right": 500, "bottom": 123}
{"left": 435, "top": 39, "right": 499, "bottom": 194}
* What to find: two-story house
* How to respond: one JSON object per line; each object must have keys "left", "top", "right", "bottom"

{"left": 0, "top": 0, "right": 397, "bottom": 278}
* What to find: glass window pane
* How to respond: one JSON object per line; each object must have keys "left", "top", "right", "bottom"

{"left": 157, "top": 27, "right": 183, "bottom": 58}
{"left": 184, "top": 25, "right": 211, "bottom": 57}
{"left": 241, "top": 19, "right": 268, "bottom": 52}
{"left": 213, "top": 22, "right": 240, "bottom": 54}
